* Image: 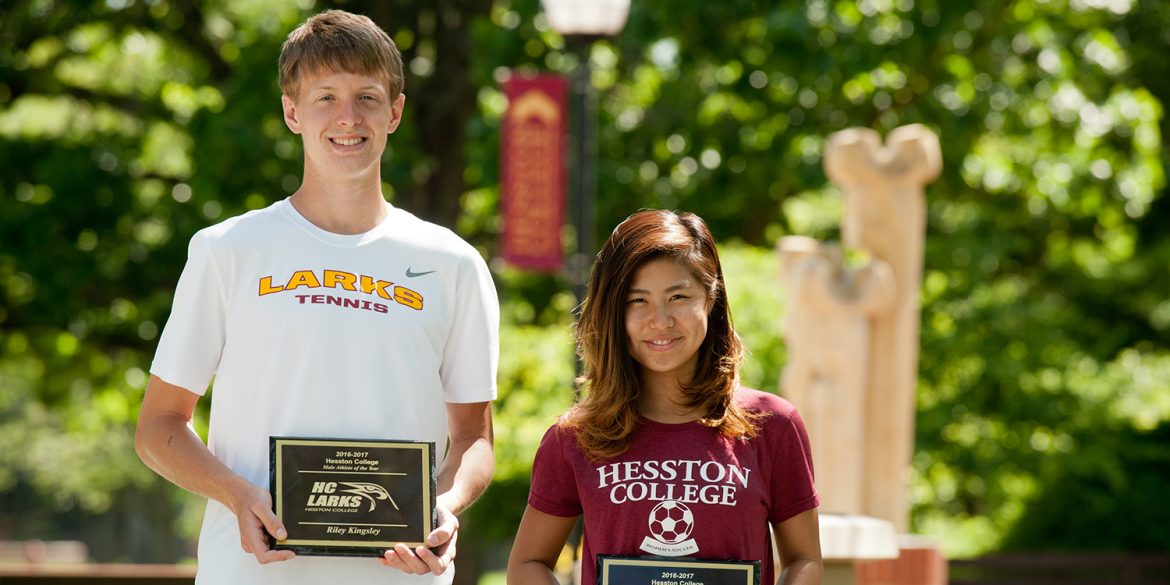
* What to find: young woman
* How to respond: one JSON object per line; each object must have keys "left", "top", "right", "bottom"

{"left": 507, "top": 210, "right": 822, "bottom": 585}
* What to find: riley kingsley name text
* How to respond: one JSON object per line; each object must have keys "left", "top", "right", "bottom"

{"left": 324, "top": 525, "right": 382, "bottom": 537}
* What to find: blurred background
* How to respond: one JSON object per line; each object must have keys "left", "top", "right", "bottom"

{"left": 1, "top": 0, "right": 1169, "bottom": 582}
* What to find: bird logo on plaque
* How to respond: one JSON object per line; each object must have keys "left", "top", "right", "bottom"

{"left": 640, "top": 500, "right": 699, "bottom": 556}
{"left": 339, "top": 482, "right": 399, "bottom": 512}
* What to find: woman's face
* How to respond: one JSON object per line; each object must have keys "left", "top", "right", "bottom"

{"left": 624, "top": 257, "right": 710, "bottom": 385}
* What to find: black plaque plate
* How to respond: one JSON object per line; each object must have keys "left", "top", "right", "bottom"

{"left": 597, "top": 555, "right": 760, "bottom": 585}
{"left": 269, "top": 436, "right": 436, "bottom": 557}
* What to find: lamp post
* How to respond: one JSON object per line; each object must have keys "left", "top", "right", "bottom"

{"left": 540, "top": 0, "right": 631, "bottom": 310}
{"left": 539, "top": 4, "right": 631, "bottom": 567}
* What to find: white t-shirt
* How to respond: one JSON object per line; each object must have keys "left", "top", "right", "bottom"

{"left": 151, "top": 198, "right": 499, "bottom": 585}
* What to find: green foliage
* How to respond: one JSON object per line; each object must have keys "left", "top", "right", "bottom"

{"left": 720, "top": 242, "right": 786, "bottom": 394}
{"left": 1001, "top": 350, "right": 1170, "bottom": 551}
{"left": 1002, "top": 421, "right": 1170, "bottom": 551}
{"left": 2, "top": 0, "right": 1170, "bottom": 564}
{"left": 463, "top": 316, "right": 574, "bottom": 544}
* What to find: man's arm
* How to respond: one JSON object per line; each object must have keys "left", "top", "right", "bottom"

{"left": 135, "top": 374, "right": 295, "bottom": 564}
{"left": 381, "top": 400, "right": 494, "bottom": 576}
{"left": 435, "top": 400, "right": 495, "bottom": 514}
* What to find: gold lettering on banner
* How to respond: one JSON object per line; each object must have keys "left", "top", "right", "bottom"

{"left": 506, "top": 90, "right": 562, "bottom": 260}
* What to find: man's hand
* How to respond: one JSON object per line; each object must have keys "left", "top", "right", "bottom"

{"left": 232, "top": 483, "right": 296, "bottom": 565}
{"left": 380, "top": 502, "right": 458, "bottom": 576}
{"left": 381, "top": 401, "right": 492, "bottom": 576}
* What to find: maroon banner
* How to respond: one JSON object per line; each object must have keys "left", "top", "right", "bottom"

{"left": 501, "top": 73, "right": 567, "bottom": 272}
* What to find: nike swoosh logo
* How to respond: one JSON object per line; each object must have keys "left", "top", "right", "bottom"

{"left": 405, "top": 268, "right": 436, "bottom": 278}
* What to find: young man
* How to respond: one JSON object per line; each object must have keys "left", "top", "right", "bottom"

{"left": 135, "top": 10, "right": 498, "bottom": 584}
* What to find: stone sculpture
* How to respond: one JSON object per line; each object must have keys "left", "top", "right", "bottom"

{"left": 780, "top": 124, "right": 941, "bottom": 533}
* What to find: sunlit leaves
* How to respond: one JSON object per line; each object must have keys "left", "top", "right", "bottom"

{"left": 139, "top": 122, "right": 193, "bottom": 178}
{"left": 719, "top": 243, "right": 786, "bottom": 393}
{"left": 491, "top": 323, "right": 574, "bottom": 480}
{"left": 160, "top": 82, "right": 225, "bottom": 123}
{"left": 0, "top": 96, "right": 143, "bottom": 142}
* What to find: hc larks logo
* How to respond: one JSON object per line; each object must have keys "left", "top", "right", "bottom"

{"left": 305, "top": 481, "right": 399, "bottom": 512}
{"left": 259, "top": 269, "right": 424, "bottom": 311}
{"left": 640, "top": 500, "right": 699, "bottom": 556}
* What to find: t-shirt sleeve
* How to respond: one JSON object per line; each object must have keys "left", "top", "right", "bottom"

{"left": 767, "top": 406, "right": 821, "bottom": 524}
{"left": 149, "top": 231, "right": 227, "bottom": 395}
{"left": 440, "top": 249, "right": 499, "bottom": 403}
{"left": 527, "top": 424, "right": 584, "bottom": 517}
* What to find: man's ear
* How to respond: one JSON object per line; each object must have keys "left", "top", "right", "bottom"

{"left": 282, "top": 95, "right": 302, "bottom": 134}
{"left": 387, "top": 93, "right": 406, "bottom": 134}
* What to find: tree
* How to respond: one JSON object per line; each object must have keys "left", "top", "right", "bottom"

{"left": 2, "top": 0, "right": 1169, "bottom": 572}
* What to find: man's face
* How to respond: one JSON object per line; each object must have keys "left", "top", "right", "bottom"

{"left": 281, "top": 68, "right": 405, "bottom": 180}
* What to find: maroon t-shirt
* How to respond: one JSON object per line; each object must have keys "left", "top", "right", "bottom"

{"left": 528, "top": 387, "right": 819, "bottom": 585}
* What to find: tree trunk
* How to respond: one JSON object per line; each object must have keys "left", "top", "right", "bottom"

{"left": 354, "top": 0, "right": 490, "bottom": 230}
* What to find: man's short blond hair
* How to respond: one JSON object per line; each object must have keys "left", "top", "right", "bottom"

{"left": 278, "top": 9, "right": 405, "bottom": 100}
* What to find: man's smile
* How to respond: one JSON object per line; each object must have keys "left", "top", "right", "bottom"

{"left": 330, "top": 136, "right": 367, "bottom": 146}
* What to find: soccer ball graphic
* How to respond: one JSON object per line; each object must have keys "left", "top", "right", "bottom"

{"left": 647, "top": 500, "right": 694, "bottom": 544}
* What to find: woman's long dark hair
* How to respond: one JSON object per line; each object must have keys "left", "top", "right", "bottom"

{"left": 563, "top": 210, "right": 760, "bottom": 461}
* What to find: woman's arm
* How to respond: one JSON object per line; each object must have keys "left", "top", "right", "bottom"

{"left": 507, "top": 505, "right": 579, "bottom": 585}
{"left": 773, "top": 508, "right": 823, "bottom": 585}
